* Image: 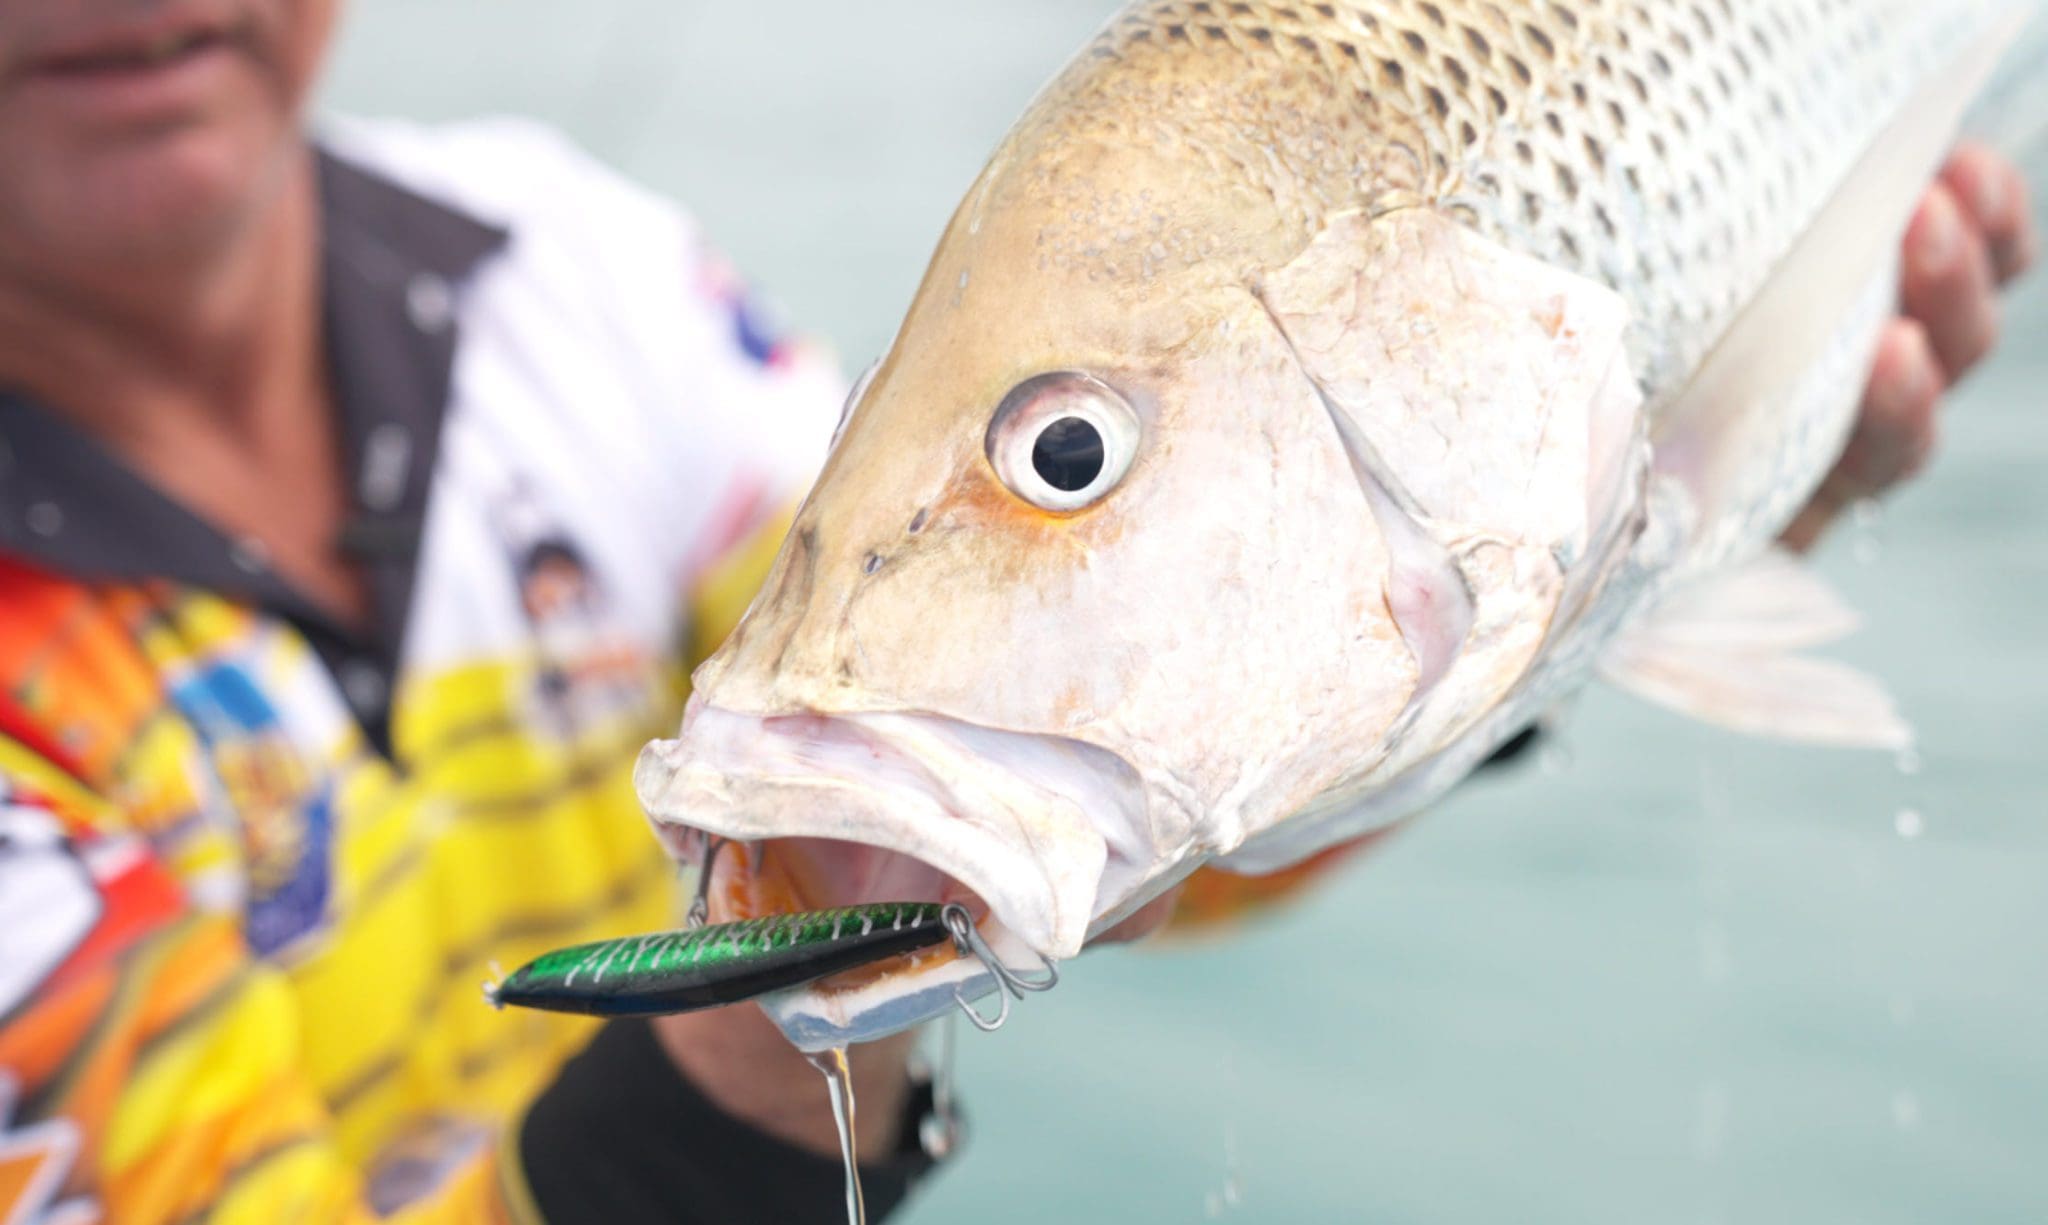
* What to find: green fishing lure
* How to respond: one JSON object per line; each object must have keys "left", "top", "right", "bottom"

{"left": 484, "top": 902, "right": 951, "bottom": 1018}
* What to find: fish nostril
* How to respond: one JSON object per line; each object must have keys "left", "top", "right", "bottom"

{"left": 862, "top": 552, "right": 885, "bottom": 575}
{"left": 907, "top": 507, "right": 929, "bottom": 534}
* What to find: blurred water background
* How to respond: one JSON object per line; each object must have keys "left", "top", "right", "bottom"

{"left": 324, "top": 5, "right": 2048, "bottom": 1221}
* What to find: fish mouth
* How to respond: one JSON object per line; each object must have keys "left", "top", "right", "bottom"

{"left": 633, "top": 702, "right": 1150, "bottom": 1046}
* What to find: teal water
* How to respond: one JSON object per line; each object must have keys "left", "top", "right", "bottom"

{"left": 326, "top": 5, "right": 2048, "bottom": 1221}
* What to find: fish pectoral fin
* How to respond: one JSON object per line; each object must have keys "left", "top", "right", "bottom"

{"left": 1597, "top": 549, "right": 1911, "bottom": 750}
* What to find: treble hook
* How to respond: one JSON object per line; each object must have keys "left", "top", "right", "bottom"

{"left": 952, "top": 976, "right": 1011, "bottom": 1032}
{"left": 941, "top": 902, "right": 1059, "bottom": 1033}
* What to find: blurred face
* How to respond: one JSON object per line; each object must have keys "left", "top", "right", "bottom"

{"left": 0, "top": 0, "right": 339, "bottom": 272}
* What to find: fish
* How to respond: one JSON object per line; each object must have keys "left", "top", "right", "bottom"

{"left": 635, "top": 0, "right": 2048, "bottom": 1049}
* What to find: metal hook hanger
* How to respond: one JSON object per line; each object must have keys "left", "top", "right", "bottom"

{"left": 684, "top": 835, "right": 727, "bottom": 930}
{"left": 941, "top": 902, "right": 1059, "bottom": 1032}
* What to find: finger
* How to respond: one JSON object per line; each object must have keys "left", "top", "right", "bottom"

{"left": 1899, "top": 182, "right": 2001, "bottom": 382}
{"left": 1779, "top": 318, "right": 1943, "bottom": 553}
{"left": 1778, "top": 482, "right": 1848, "bottom": 553}
{"left": 1837, "top": 317, "right": 1945, "bottom": 493}
{"left": 1941, "top": 142, "right": 2039, "bottom": 285}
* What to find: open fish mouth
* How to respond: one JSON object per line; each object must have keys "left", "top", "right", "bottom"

{"left": 633, "top": 703, "right": 1151, "bottom": 1046}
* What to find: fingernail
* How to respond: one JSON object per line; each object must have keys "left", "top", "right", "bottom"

{"left": 1912, "top": 192, "right": 1959, "bottom": 274}
{"left": 1901, "top": 325, "right": 1943, "bottom": 402}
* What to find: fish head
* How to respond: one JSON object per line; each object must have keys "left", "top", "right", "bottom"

{"left": 637, "top": 82, "right": 1645, "bottom": 1049}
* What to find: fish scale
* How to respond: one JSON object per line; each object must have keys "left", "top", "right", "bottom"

{"left": 1044, "top": 0, "right": 1996, "bottom": 405}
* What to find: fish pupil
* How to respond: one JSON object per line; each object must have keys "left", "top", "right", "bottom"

{"left": 1031, "top": 417, "right": 1105, "bottom": 491}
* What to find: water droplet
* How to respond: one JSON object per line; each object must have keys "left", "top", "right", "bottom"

{"left": 1204, "top": 1125, "right": 1243, "bottom": 1215}
{"left": 1850, "top": 498, "right": 1884, "bottom": 566}
{"left": 1699, "top": 864, "right": 1731, "bottom": 907}
{"left": 1894, "top": 747, "right": 1922, "bottom": 776}
{"left": 1697, "top": 763, "right": 1729, "bottom": 821}
{"left": 1891, "top": 1090, "right": 1920, "bottom": 1131}
{"left": 1539, "top": 741, "right": 1575, "bottom": 775}
{"left": 1697, "top": 921, "right": 1732, "bottom": 986}
{"left": 1894, "top": 808, "right": 1924, "bottom": 840}
{"left": 1693, "top": 1081, "right": 1730, "bottom": 1162}
{"left": 918, "top": 1015, "right": 964, "bottom": 1161}
{"left": 805, "top": 1047, "right": 868, "bottom": 1225}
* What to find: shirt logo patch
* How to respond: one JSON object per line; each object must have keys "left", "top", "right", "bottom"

{"left": 492, "top": 480, "right": 656, "bottom": 740}
{"left": 172, "top": 662, "right": 334, "bottom": 957}
{"left": 362, "top": 1116, "right": 490, "bottom": 1216}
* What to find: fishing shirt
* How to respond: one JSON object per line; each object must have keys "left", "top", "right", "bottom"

{"left": 0, "top": 117, "right": 938, "bottom": 1225}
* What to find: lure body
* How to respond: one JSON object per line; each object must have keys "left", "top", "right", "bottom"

{"left": 487, "top": 903, "right": 950, "bottom": 1018}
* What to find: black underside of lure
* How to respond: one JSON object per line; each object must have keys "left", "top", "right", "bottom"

{"left": 486, "top": 902, "right": 952, "bottom": 1018}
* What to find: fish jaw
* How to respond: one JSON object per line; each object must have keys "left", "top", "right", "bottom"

{"left": 634, "top": 701, "right": 1163, "bottom": 1045}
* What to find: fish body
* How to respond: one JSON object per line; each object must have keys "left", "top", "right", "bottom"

{"left": 637, "top": 0, "right": 2043, "bottom": 1048}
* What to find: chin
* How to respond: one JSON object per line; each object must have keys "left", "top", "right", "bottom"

{"left": 0, "top": 110, "right": 301, "bottom": 270}
{"left": 111, "top": 119, "right": 296, "bottom": 254}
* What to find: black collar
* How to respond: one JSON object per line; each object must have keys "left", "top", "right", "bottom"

{"left": 0, "top": 146, "right": 509, "bottom": 753}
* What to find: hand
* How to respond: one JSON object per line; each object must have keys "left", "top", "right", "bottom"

{"left": 1782, "top": 143, "right": 2039, "bottom": 551}
{"left": 653, "top": 1004, "right": 919, "bottom": 1164}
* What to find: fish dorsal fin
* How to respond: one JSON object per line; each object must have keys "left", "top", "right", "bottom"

{"left": 1652, "top": 7, "right": 2029, "bottom": 573}
{"left": 1600, "top": 549, "right": 1912, "bottom": 750}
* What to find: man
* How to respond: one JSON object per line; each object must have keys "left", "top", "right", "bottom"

{"left": 0, "top": 2, "right": 933, "bottom": 1221}
{"left": 0, "top": 1, "right": 2034, "bottom": 1222}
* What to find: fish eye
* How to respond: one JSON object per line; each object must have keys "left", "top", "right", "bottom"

{"left": 985, "top": 372, "right": 1140, "bottom": 512}
{"left": 1031, "top": 417, "right": 1104, "bottom": 491}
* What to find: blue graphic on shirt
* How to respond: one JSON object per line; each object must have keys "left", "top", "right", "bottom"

{"left": 729, "top": 294, "right": 788, "bottom": 367}
{"left": 171, "top": 660, "right": 334, "bottom": 957}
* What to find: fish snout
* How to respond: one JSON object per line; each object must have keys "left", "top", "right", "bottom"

{"left": 634, "top": 704, "right": 1153, "bottom": 965}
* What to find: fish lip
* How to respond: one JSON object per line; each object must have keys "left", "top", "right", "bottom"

{"left": 634, "top": 703, "right": 1151, "bottom": 1046}
{"left": 634, "top": 704, "right": 1147, "bottom": 964}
